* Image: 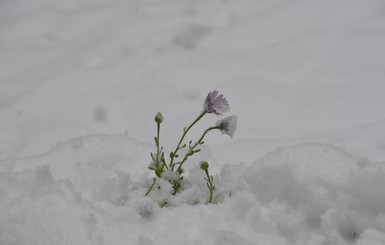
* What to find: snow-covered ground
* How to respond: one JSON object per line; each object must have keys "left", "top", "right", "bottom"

{"left": 1, "top": 0, "right": 385, "bottom": 244}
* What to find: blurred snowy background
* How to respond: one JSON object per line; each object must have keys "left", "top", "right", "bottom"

{"left": 1, "top": 0, "right": 385, "bottom": 244}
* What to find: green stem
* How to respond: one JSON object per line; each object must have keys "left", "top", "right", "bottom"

{"left": 192, "top": 125, "right": 220, "bottom": 150}
{"left": 145, "top": 178, "right": 157, "bottom": 196}
{"left": 154, "top": 122, "right": 168, "bottom": 172}
{"left": 172, "top": 181, "right": 181, "bottom": 196}
{"left": 177, "top": 125, "right": 220, "bottom": 171}
{"left": 169, "top": 111, "right": 207, "bottom": 170}
{"left": 155, "top": 123, "right": 160, "bottom": 169}
{"left": 204, "top": 169, "right": 214, "bottom": 203}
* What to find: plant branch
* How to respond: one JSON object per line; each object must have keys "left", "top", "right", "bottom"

{"left": 169, "top": 111, "right": 207, "bottom": 170}
{"left": 177, "top": 125, "right": 220, "bottom": 171}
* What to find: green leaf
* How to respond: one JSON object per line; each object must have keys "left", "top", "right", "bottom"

{"left": 160, "top": 201, "right": 168, "bottom": 208}
{"left": 155, "top": 170, "right": 162, "bottom": 178}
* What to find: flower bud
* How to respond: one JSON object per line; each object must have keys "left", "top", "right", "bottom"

{"left": 200, "top": 161, "right": 209, "bottom": 170}
{"left": 154, "top": 112, "right": 164, "bottom": 124}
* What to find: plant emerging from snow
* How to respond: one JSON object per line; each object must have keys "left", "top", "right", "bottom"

{"left": 200, "top": 161, "right": 215, "bottom": 203}
{"left": 146, "top": 90, "right": 237, "bottom": 203}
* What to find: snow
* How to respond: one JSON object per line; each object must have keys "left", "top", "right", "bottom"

{"left": 1, "top": 0, "right": 385, "bottom": 244}
{"left": 2, "top": 138, "right": 385, "bottom": 244}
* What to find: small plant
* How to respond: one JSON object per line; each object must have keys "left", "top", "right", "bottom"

{"left": 200, "top": 161, "right": 215, "bottom": 203}
{"left": 146, "top": 90, "right": 237, "bottom": 202}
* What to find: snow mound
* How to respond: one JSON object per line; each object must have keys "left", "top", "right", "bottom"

{"left": 255, "top": 143, "right": 360, "bottom": 184}
{"left": 0, "top": 134, "right": 152, "bottom": 202}
{"left": 1, "top": 137, "right": 385, "bottom": 244}
{"left": 0, "top": 165, "right": 102, "bottom": 245}
{"left": 243, "top": 143, "right": 385, "bottom": 244}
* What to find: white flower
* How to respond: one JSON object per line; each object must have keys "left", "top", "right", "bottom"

{"left": 203, "top": 90, "right": 230, "bottom": 115}
{"left": 217, "top": 115, "right": 237, "bottom": 138}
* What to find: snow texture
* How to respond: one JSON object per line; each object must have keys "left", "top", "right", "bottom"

{"left": 1, "top": 136, "right": 385, "bottom": 244}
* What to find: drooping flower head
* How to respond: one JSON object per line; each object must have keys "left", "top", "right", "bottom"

{"left": 216, "top": 115, "right": 237, "bottom": 138}
{"left": 203, "top": 90, "right": 230, "bottom": 115}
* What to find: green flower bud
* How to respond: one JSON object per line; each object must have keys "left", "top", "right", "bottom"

{"left": 200, "top": 161, "right": 209, "bottom": 170}
{"left": 155, "top": 112, "right": 164, "bottom": 124}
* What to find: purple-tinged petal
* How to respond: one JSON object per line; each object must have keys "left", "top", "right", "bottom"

{"left": 203, "top": 90, "right": 230, "bottom": 115}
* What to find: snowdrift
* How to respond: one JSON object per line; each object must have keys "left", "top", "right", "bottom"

{"left": 1, "top": 134, "right": 385, "bottom": 245}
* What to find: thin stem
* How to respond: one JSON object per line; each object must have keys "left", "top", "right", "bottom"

{"left": 155, "top": 123, "right": 160, "bottom": 169}
{"left": 192, "top": 125, "right": 220, "bottom": 150}
{"left": 172, "top": 181, "right": 180, "bottom": 196}
{"left": 145, "top": 178, "right": 157, "bottom": 196}
{"left": 204, "top": 169, "right": 214, "bottom": 203}
{"left": 177, "top": 125, "right": 220, "bottom": 170}
{"left": 169, "top": 111, "right": 207, "bottom": 170}
{"left": 154, "top": 122, "right": 168, "bottom": 172}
